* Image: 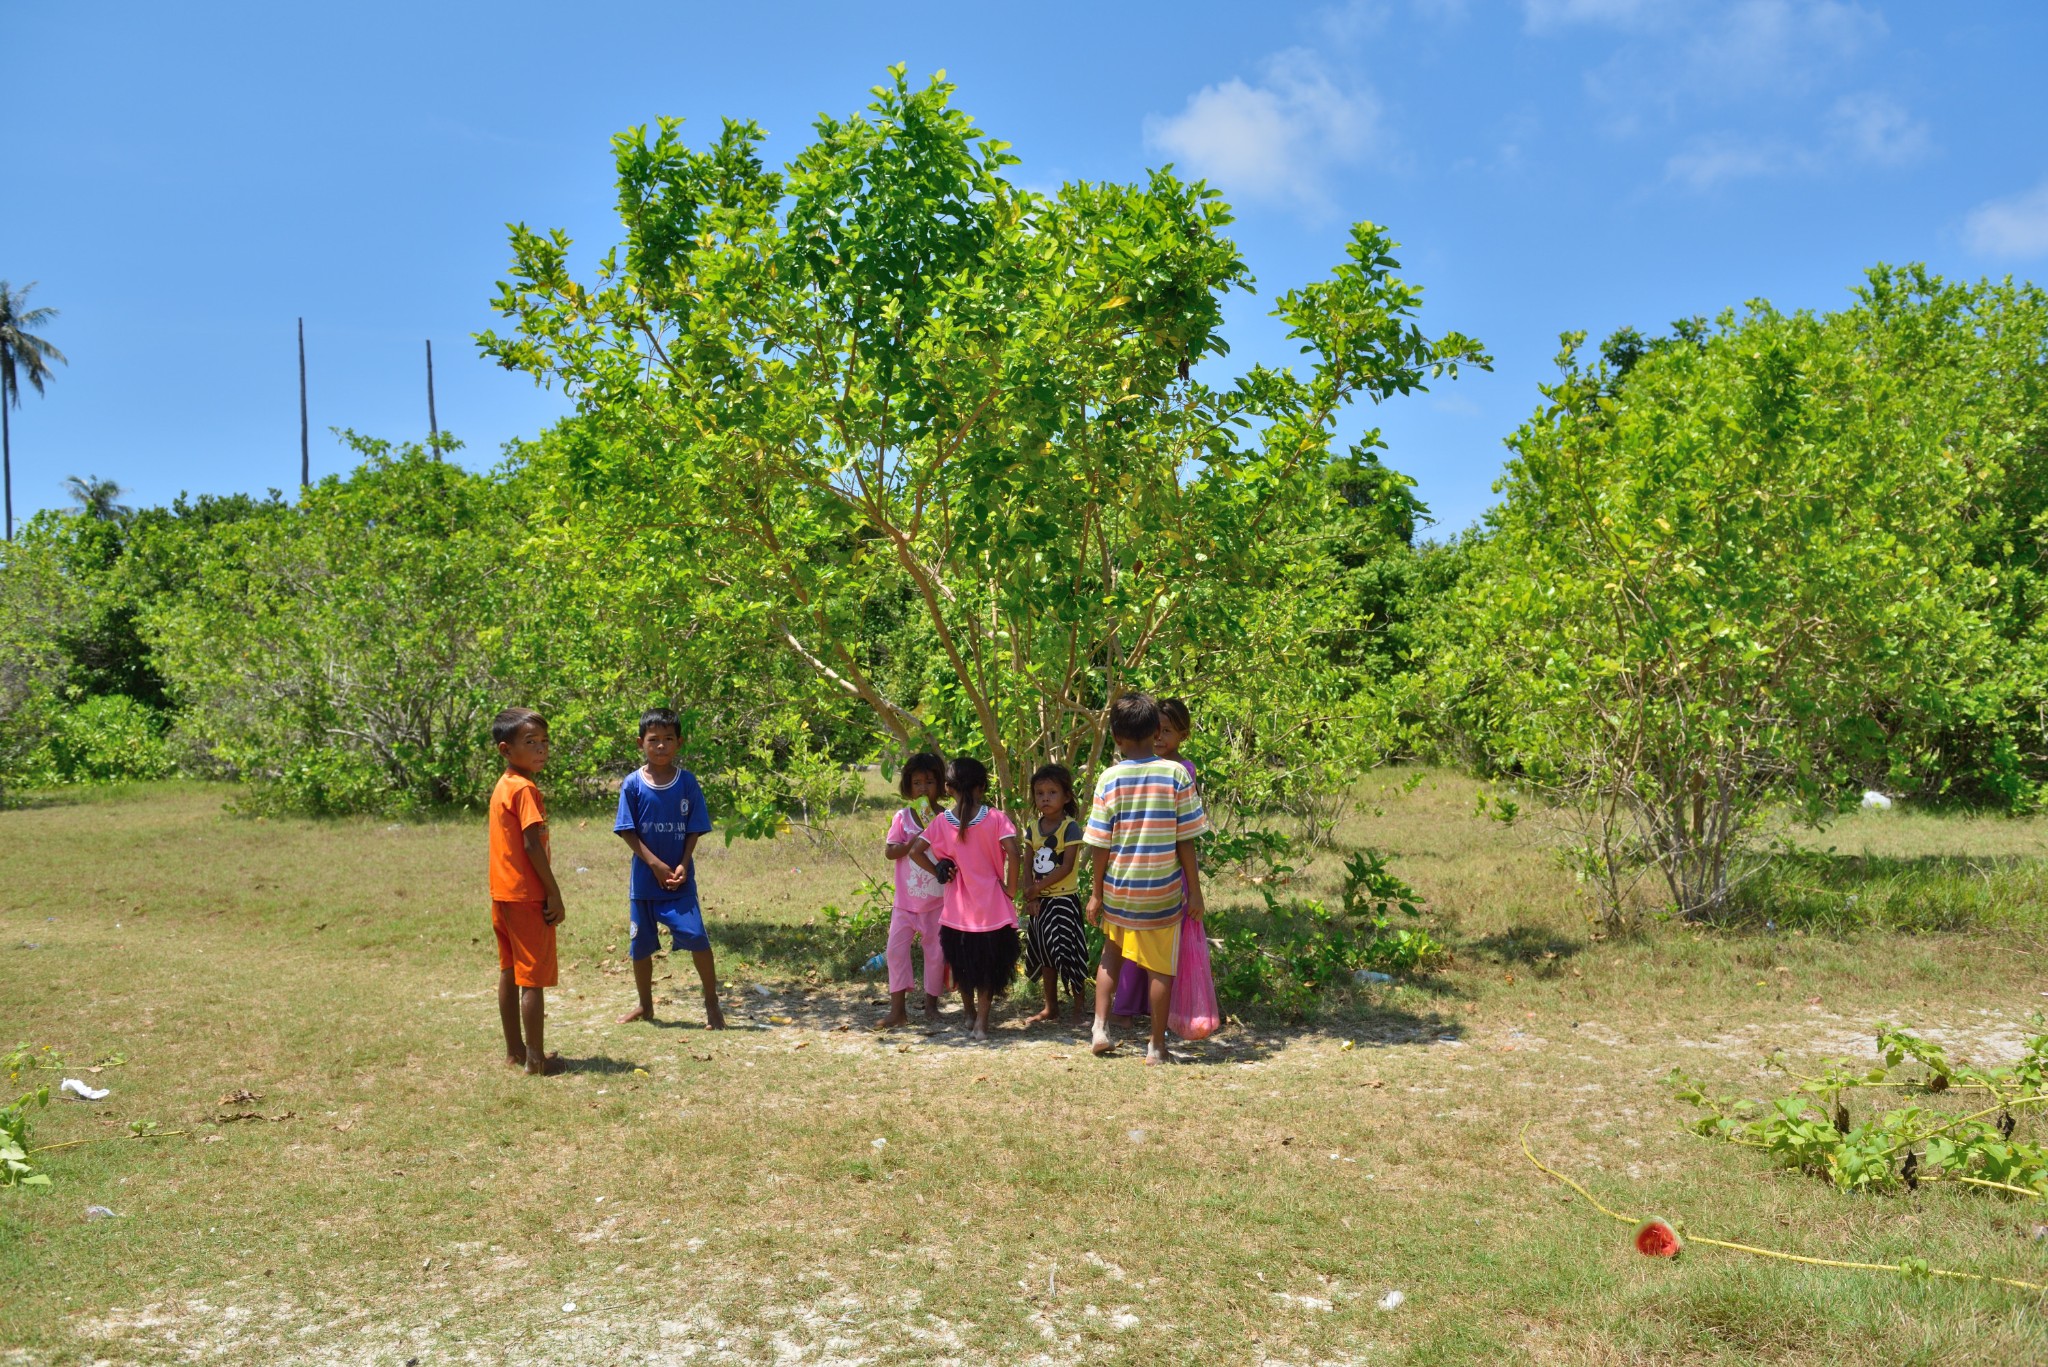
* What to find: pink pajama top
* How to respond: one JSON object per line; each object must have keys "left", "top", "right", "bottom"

{"left": 888, "top": 806, "right": 945, "bottom": 916}
{"left": 919, "top": 805, "right": 1018, "bottom": 933}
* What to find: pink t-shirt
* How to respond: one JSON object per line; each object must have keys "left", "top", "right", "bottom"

{"left": 920, "top": 805, "right": 1018, "bottom": 932}
{"left": 888, "top": 807, "right": 945, "bottom": 915}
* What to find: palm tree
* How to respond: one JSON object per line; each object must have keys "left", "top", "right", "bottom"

{"left": 1, "top": 281, "right": 68, "bottom": 540}
{"left": 63, "top": 474, "right": 129, "bottom": 521}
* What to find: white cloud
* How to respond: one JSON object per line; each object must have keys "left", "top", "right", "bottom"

{"left": 1542, "top": 0, "right": 1884, "bottom": 124}
{"left": 1824, "top": 93, "right": 1929, "bottom": 166}
{"left": 1665, "top": 136, "right": 1802, "bottom": 190}
{"left": 1523, "top": 0, "right": 1660, "bottom": 30}
{"left": 1143, "top": 49, "right": 1386, "bottom": 211}
{"left": 1964, "top": 178, "right": 2048, "bottom": 259}
{"left": 1662, "top": 91, "right": 1929, "bottom": 190}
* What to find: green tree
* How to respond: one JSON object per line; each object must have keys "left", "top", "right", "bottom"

{"left": 0, "top": 281, "right": 68, "bottom": 541}
{"left": 1430, "top": 295, "right": 2002, "bottom": 922}
{"left": 481, "top": 68, "right": 1484, "bottom": 798}
{"left": 62, "top": 475, "right": 129, "bottom": 521}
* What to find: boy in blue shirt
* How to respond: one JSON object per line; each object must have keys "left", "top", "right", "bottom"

{"left": 614, "top": 707, "right": 725, "bottom": 1029}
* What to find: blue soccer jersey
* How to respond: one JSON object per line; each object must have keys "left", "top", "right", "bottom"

{"left": 614, "top": 768, "right": 713, "bottom": 903}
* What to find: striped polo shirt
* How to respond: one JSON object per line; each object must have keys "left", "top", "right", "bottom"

{"left": 1083, "top": 755, "right": 1208, "bottom": 930}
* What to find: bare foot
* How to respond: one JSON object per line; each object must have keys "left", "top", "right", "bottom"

{"left": 873, "top": 1011, "right": 908, "bottom": 1031}
{"left": 1144, "top": 1043, "right": 1170, "bottom": 1066}
{"left": 1091, "top": 1027, "right": 1115, "bottom": 1056}
{"left": 525, "top": 1052, "right": 566, "bottom": 1076}
{"left": 971, "top": 1026, "right": 989, "bottom": 1041}
{"left": 618, "top": 1004, "right": 654, "bottom": 1024}
{"left": 1021, "top": 1008, "right": 1056, "bottom": 1027}
{"left": 704, "top": 1002, "right": 727, "bottom": 1030}
{"left": 504, "top": 1054, "right": 527, "bottom": 1070}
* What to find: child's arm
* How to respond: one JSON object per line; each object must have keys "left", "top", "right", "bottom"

{"left": 1085, "top": 847, "right": 1108, "bottom": 927}
{"left": 616, "top": 829, "right": 676, "bottom": 889}
{"left": 1001, "top": 835, "right": 1021, "bottom": 916}
{"left": 1177, "top": 839, "right": 1206, "bottom": 923}
{"left": 906, "top": 835, "right": 943, "bottom": 879}
{"left": 671, "top": 831, "right": 701, "bottom": 891}
{"left": 526, "top": 823, "right": 568, "bottom": 926}
{"left": 884, "top": 835, "right": 916, "bottom": 860}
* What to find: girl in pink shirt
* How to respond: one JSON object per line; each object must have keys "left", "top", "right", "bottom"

{"left": 877, "top": 752, "right": 951, "bottom": 1029}
{"left": 911, "top": 756, "right": 1021, "bottom": 1041}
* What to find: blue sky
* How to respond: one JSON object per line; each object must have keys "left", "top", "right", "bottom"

{"left": 8, "top": 1, "right": 2047, "bottom": 535}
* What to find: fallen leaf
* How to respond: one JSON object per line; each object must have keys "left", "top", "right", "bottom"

{"left": 218, "top": 1089, "right": 262, "bottom": 1106}
{"left": 793, "top": 1041, "right": 810, "bottom": 1050}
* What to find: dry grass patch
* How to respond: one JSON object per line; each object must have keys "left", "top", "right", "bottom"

{"left": 5, "top": 773, "right": 2048, "bottom": 1363}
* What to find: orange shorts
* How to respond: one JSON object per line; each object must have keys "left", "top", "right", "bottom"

{"left": 491, "top": 899, "right": 558, "bottom": 988}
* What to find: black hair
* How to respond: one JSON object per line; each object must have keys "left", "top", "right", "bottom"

{"left": 946, "top": 756, "right": 991, "bottom": 803}
{"left": 1029, "top": 762, "right": 1079, "bottom": 819}
{"left": 899, "top": 751, "right": 946, "bottom": 799}
{"left": 1107, "top": 692, "right": 1161, "bottom": 743}
{"left": 1159, "top": 697, "right": 1192, "bottom": 733}
{"left": 492, "top": 706, "right": 546, "bottom": 745}
{"left": 639, "top": 706, "right": 682, "bottom": 739}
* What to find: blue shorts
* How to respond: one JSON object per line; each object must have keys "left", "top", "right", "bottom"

{"left": 629, "top": 899, "right": 710, "bottom": 959}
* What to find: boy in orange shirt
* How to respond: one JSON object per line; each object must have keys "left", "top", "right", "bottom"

{"left": 489, "top": 707, "right": 568, "bottom": 1075}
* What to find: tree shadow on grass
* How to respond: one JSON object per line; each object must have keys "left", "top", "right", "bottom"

{"left": 657, "top": 919, "right": 1468, "bottom": 1064}
{"left": 553, "top": 1054, "right": 646, "bottom": 1075}
{"left": 1467, "top": 924, "right": 1588, "bottom": 977}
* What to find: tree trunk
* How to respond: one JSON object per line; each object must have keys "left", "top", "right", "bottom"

{"left": 2, "top": 371, "right": 12, "bottom": 541}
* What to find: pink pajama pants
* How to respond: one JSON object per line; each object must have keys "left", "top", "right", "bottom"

{"left": 886, "top": 903, "right": 949, "bottom": 997}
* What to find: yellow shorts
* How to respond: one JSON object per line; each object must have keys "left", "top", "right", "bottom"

{"left": 1103, "top": 920, "right": 1181, "bottom": 976}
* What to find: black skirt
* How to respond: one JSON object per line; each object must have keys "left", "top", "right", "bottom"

{"left": 940, "top": 923, "right": 1019, "bottom": 995}
{"left": 1025, "top": 893, "right": 1091, "bottom": 1000}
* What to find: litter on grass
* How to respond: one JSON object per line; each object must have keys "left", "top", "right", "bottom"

{"left": 1861, "top": 790, "right": 1894, "bottom": 810}
{"left": 85, "top": 1205, "right": 121, "bottom": 1220}
{"left": 1378, "top": 1290, "right": 1406, "bottom": 1311}
{"left": 60, "top": 1079, "right": 110, "bottom": 1101}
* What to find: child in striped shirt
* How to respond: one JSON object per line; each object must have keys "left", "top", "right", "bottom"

{"left": 1084, "top": 692, "right": 1208, "bottom": 1063}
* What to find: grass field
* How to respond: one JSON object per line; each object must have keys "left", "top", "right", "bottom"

{"left": 6, "top": 770, "right": 2048, "bottom": 1364}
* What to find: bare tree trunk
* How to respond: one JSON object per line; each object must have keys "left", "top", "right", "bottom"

{"left": 298, "top": 319, "right": 310, "bottom": 489}
{"left": 2, "top": 372, "right": 12, "bottom": 541}
{"left": 426, "top": 339, "right": 440, "bottom": 459}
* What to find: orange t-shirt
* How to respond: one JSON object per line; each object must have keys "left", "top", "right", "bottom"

{"left": 489, "top": 771, "right": 550, "bottom": 902}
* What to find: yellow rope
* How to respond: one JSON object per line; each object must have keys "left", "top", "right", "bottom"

{"left": 1519, "top": 1122, "right": 2048, "bottom": 1295}
{"left": 28, "top": 1130, "right": 186, "bottom": 1155}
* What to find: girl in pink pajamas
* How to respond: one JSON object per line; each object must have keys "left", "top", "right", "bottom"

{"left": 876, "top": 753, "right": 952, "bottom": 1028}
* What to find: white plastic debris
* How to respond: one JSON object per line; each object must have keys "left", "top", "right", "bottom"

{"left": 85, "top": 1205, "right": 120, "bottom": 1220}
{"left": 562, "top": 1301, "right": 577, "bottom": 1314}
{"left": 1354, "top": 969, "right": 1393, "bottom": 984}
{"left": 753, "top": 985, "right": 773, "bottom": 998}
{"left": 1861, "top": 790, "right": 1894, "bottom": 810}
{"left": 1128, "top": 1129, "right": 1148, "bottom": 1143}
{"left": 60, "top": 1079, "right": 109, "bottom": 1101}
{"left": 1377, "top": 1290, "right": 1406, "bottom": 1311}
{"left": 871, "top": 1137, "right": 888, "bottom": 1149}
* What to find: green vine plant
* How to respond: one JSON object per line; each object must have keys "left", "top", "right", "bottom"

{"left": 1207, "top": 835, "right": 1450, "bottom": 1015}
{"left": 1670, "top": 1023, "right": 2048, "bottom": 1198}
{"left": 2, "top": 1043, "right": 60, "bottom": 1189}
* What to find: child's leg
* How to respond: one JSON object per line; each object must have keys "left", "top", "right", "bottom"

{"left": 691, "top": 948, "right": 726, "bottom": 1029}
{"left": 920, "top": 908, "right": 948, "bottom": 1017}
{"left": 618, "top": 956, "right": 658, "bottom": 1023}
{"left": 1092, "top": 938, "right": 1123, "bottom": 1052}
{"left": 1145, "top": 970, "right": 1174, "bottom": 1061}
{"left": 1027, "top": 965, "right": 1059, "bottom": 1025}
{"left": 972, "top": 987, "right": 994, "bottom": 1038}
{"left": 521, "top": 986, "right": 561, "bottom": 1074}
{"left": 497, "top": 969, "right": 525, "bottom": 1066}
{"left": 878, "top": 910, "right": 914, "bottom": 1027}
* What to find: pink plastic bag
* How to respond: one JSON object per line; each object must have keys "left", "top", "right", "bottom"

{"left": 1168, "top": 918, "right": 1221, "bottom": 1040}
